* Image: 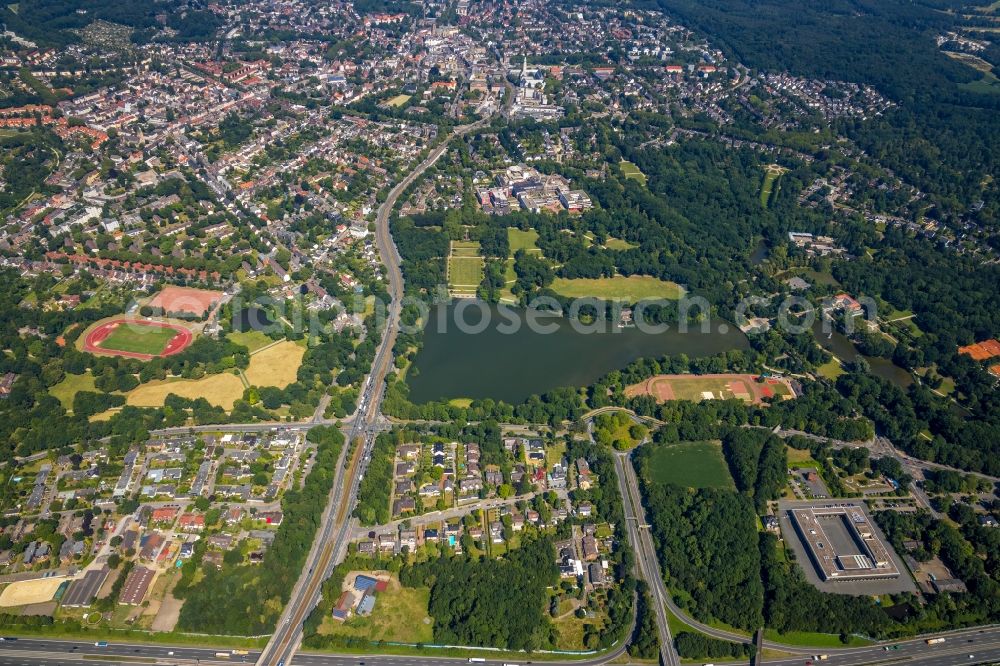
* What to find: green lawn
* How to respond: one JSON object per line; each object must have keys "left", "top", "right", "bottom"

{"left": 760, "top": 170, "right": 779, "bottom": 207}
{"left": 816, "top": 359, "right": 845, "bottom": 380}
{"left": 98, "top": 324, "right": 179, "bottom": 355}
{"left": 498, "top": 257, "right": 518, "bottom": 302}
{"left": 448, "top": 257, "right": 484, "bottom": 291}
{"left": 227, "top": 330, "right": 276, "bottom": 353}
{"left": 644, "top": 441, "right": 735, "bottom": 489}
{"left": 508, "top": 228, "right": 542, "bottom": 253}
{"left": 619, "top": 160, "right": 647, "bottom": 186}
{"left": 50, "top": 372, "right": 97, "bottom": 411}
{"left": 798, "top": 268, "right": 841, "bottom": 287}
{"left": 385, "top": 94, "right": 411, "bottom": 108}
{"left": 550, "top": 275, "right": 683, "bottom": 301}
{"left": 603, "top": 236, "right": 638, "bottom": 251}
{"left": 449, "top": 241, "right": 484, "bottom": 294}
{"left": 450, "top": 240, "right": 481, "bottom": 257}
{"left": 319, "top": 583, "right": 433, "bottom": 644}
{"left": 885, "top": 311, "right": 923, "bottom": 339}
{"left": 884, "top": 308, "right": 914, "bottom": 321}
{"left": 762, "top": 629, "right": 873, "bottom": 648}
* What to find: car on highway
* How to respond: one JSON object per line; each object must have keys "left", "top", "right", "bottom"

{"left": 95, "top": 641, "right": 108, "bottom": 647}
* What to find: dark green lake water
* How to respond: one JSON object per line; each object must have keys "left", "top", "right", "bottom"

{"left": 811, "top": 319, "right": 913, "bottom": 388}
{"left": 406, "top": 303, "right": 750, "bottom": 404}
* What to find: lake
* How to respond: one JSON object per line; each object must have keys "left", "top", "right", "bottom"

{"left": 811, "top": 319, "right": 913, "bottom": 388}
{"left": 406, "top": 303, "right": 749, "bottom": 404}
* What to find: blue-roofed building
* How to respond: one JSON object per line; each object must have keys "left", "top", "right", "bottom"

{"left": 354, "top": 574, "right": 377, "bottom": 592}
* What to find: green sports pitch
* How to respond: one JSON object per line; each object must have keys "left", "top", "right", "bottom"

{"left": 98, "top": 323, "right": 180, "bottom": 355}
{"left": 644, "top": 441, "right": 734, "bottom": 489}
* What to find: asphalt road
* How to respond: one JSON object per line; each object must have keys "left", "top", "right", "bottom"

{"left": 257, "top": 117, "right": 493, "bottom": 666}
{"left": 4, "top": 630, "right": 1000, "bottom": 666}
{"left": 761, "top": 626, "right": 1000, "bottom": 665}
{"left": 611, "top": 451, "right": 679, "bottom": 666}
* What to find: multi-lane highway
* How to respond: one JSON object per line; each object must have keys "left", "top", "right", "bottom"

{"left": 256, "top": 118, "right": 492, "bottom": 666}
{"left": 4, "top": 626, "right": 1000, "bottom": 666}
{"left": 612, "top": 451, "right": 679, "bottom": 666}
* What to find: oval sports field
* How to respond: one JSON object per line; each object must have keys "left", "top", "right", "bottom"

{"left": 83, "top": 318, "right": 193, "bottom": 360}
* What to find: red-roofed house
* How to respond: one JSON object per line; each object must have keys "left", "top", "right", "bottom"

{"left": 178, "top": 514, "right": 205, "bottom": 532}
{"left": 151, "top": 507, "right": 179, "bottom": 524}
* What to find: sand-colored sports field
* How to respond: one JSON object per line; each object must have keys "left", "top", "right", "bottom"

{"left": 147, "top": 286, "right": 225, "bottom": 317}
{"left": 0, "top": 576, "right": 68, "bottom": 607}
{"left": 625, "top": 373, "right": 795, "bottom": 405}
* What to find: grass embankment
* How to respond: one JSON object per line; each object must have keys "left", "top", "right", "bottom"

{"left": 549, "top": 275, "right": 683, "bottom": 301}
{"left": 762, "top": 628, "right": 873, "bottom": 648}
{"left": 619, "top": 160, "right": 647, "bottom": 186}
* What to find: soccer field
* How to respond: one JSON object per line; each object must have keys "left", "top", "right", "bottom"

{"left": 644, "top": 441, "right": 734, "bottom": 489}
{"left": 99, "top": 323, "right": 180, "bottom": 355}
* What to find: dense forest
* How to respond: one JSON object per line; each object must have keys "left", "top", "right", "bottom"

{"left": 0, "top": 0, "right": 222, "bottom": 46}
{"left": 637, "top": 435, "right": 892, "bottom": 639}
{"left": 647, "top": 0, "right": 999, "bottom": 224}
{"left": 720, "top": 428, "right": 787, "bottom": 511}
{"left": 638, "top": 427, "right": 1000, "bottom": 642}
{"left": 0, "top": 129, "right": 64, "bottom": 215}
{"left": 400, "top": 536, "right": 559, "bottom": 650}
{"left": 640, "top": 482, "right": 764, "bottom": 631}
{"left": 353, "top": 430, "right": 395, "bottom": 525}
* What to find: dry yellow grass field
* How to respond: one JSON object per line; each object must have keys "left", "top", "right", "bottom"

{"left": 126, "top": 373, "right": 245, "bottom": 410}
{"left": 244, "top": 341, "right": 305, "bottom": 389}
{"left": 0, "top": 577, "right": 68, "bottom": 607}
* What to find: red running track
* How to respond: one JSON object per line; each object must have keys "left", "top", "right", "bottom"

{"left": 82, "top": 319, "right": 193, "bottom": 361}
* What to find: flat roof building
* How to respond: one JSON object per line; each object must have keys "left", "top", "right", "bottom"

{"left": 789, "top": 505, "right": 900, "bottom": 582}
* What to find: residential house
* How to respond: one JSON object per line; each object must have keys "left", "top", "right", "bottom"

{"left": 178, "top": 514, "right": 205, "bottom": 532}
